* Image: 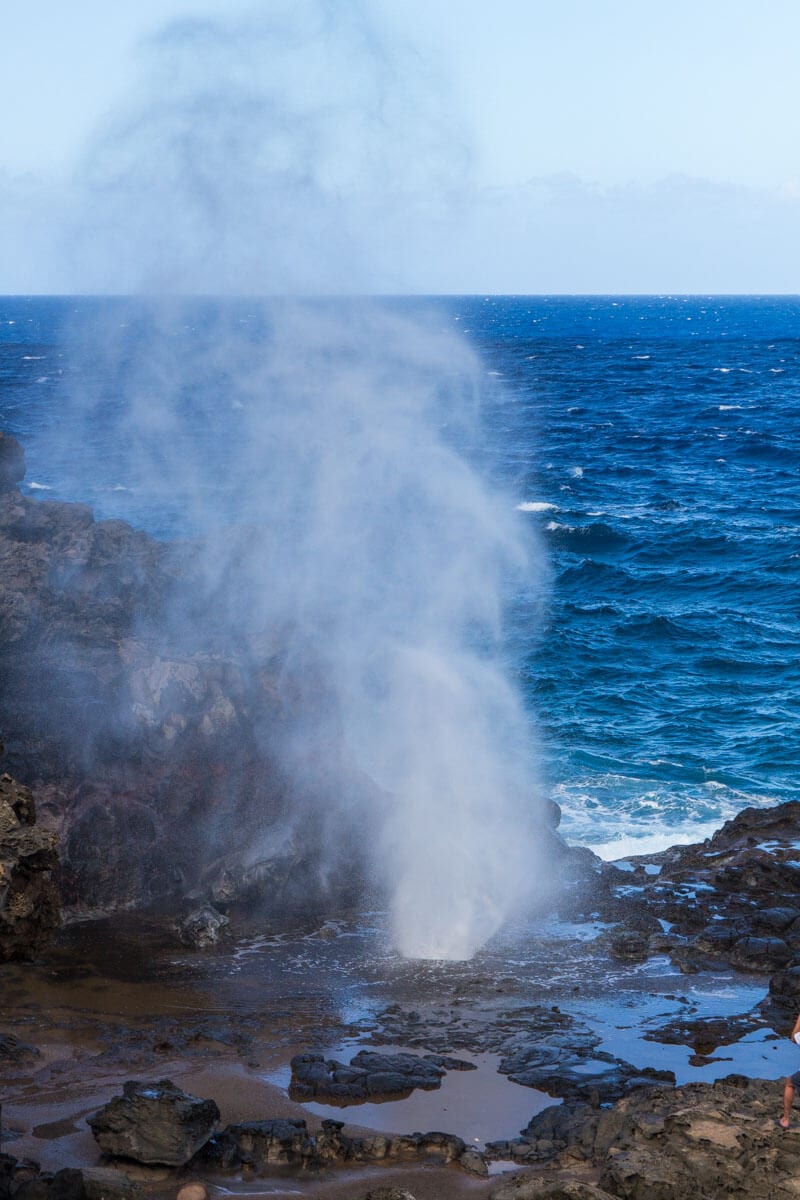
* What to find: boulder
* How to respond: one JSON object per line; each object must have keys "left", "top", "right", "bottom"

{"left": 87, "top": 1079, "right": 219, "bottom": 1166}
{"left": 177, "top": 905, "right": 229, "bottom": 948}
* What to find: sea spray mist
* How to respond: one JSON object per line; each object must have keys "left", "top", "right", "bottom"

{"left": 44, "top": 0, "right": 548, "bottom": 958}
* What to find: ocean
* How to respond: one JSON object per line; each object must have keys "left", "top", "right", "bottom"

{"left": 1, "top": 294, "right": 798, "bottom": 861}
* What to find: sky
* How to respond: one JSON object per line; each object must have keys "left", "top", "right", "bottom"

{"left": 2, "top": 0, "right": 800, "bottom": 293}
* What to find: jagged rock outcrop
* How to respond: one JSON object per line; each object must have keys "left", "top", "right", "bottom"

{"left": 195, "top": 1115, "right": 482, "bottom": 1174}
{"left": 0, "top": 432, "right": 376, "bottom": 918}
{"left": 0, "top": 1154, "right": 141, "bottom": 1200}
{"left": 488, "top": 1075, "right": 799, "bottom": 1199}
{"left": 288, "top": 1049, "right": 475, "bottom": 1103}
{"left": 564, "top": 800, "right": 800, "bottom": 993}
{"left": 87, "top": 1079, "right": 220, "bottom": 1166}
{"left": 0, "top": 767, "right": 60, "bottom": 959}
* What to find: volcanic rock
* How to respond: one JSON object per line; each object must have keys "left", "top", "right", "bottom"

{"left": 0, "top": 769, "right": 60, "bottom": 960}
{"left": 489, "top": 1075, "right": 800, "bottom": 1200}
{"left": 288, "top": 1049, "right": 446, "bottom": 1102}
{"left": 590, "top": 800, "right": 800, "bottom": 979}
{"left": 177, "top": 904, "right": 229, "bottom": 948}
{"left": 196, "top": 1115, "right": 476, "bottom": 1172}
{"left": 0, "top": 433, "right": 24, "bottom": 492}
{"left": 87, "top": 1079, "right": 219, "bottom": 1166}
{"left": 0, "top": 431, "right": 377, "bottom": 919}
{"left": 497, "top": 1009, "right": 674, "bottom": 1103}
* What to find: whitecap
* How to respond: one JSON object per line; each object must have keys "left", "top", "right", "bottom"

{"left": 35, "top": 376, "right": 49, "bottom": 383}
{"left": 632, "top": 355, "right": 651, "bottom": 360}
{"left": 22, "top": 355, "right": 46, "bottom": 361}
{"left": 718, "top": 404, "right": 742, "bottom": 410}
{"left": 713, "top": 367, "right": 733, "bottom": 373}
{"left": 570, "top": 466, "right": 584, "bottom": 479}
{"left": 27, "top": 482, "right": 52, "bottom": 491}
{"left": 516, "top": 501, "right": 558, "bottom": 513}
{"left": 588, "top": 823, "right": 723, "bottom": 861}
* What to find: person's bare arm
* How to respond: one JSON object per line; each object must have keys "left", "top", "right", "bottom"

{"left": 791, "top": 1013, "right": 800, "bottom": 1042}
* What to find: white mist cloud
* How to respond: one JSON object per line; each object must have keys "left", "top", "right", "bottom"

{"left": 38, "top": 0, "right": 548, "bottom": 959}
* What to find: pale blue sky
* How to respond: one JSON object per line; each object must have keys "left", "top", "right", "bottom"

{"left": 3, "top": 0, "right": 800, "bottom": 292}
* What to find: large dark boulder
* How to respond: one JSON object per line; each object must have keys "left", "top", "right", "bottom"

{"left": 86, "top": 1079, "right": 219, "bottom": 1166}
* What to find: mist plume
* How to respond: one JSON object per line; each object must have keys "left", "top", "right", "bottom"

{"left": 48, "top": 0, "right": 547, "bottom": 959}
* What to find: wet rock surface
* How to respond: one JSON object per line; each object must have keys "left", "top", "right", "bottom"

{"left": 0, "top": 767, "right": 60, "bottom": 960}
{"left": 195, "top": 1115, "right": 480, "bottom": 1173}
{"left": 569, "top": 799, "right": 800, "bottom": 988}
{"left": 86, "top": 1079, "right": 220, "bottom": 1166}
{"left": 288, "top": 1049, "right": 468, "bottom": 1102}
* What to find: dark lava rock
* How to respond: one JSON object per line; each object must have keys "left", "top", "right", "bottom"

{"left": 489, "top": 1075, "right": 800, "bottom": 1200}
{"left": 0, "top": 1031, "right": 41, "bottom": 1063}
{"left": 196, "top": 1115, "right": 478, "bottom": 1172}
{"left": 594, "top": 800, "right": 800, "bottom": 978}
{"left": 0, "top": 433, "right": 381, "bottom": 920}
{"left": 87, "top": 1079, "right": 219, "bottom": 1166}
{"left": 607, "top": 929, "right": 649, "bottom": 962}
{"left": 0, "top": 1153, "right": 140, "bottom": 1200}
{"left": 642, "top": 1013, "right": 762, "bottom": 1055}
{"left": 497, "top": 1010, "right": 674, "bottom": 1104}
{"left": 177, "top": 905, "right": 229, "bottom": 948}
{"left": 0, "top": 433, "right": 24, "bottom": 492}
{"left": 0, "top": 769, "right": 60, "bottom": 961}
{"left": 421, "top": 1053, "right": 477, "bottom": 1072}
{"left": 289, "top": 1049, "right": 445, "bottom": 1102}
{"left": 765, "top": 963, "right": 800, "bottom": 1016}
{"left": 729, "top": 934, "right": 792, "bottom": 970}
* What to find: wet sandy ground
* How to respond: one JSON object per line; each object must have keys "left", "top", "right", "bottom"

{"left": 0, "top": 910, "right": 786, "bottom": 1198}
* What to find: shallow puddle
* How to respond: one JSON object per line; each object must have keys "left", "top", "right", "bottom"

{"left": 269, "top": 1047, "right": 553, "bottom": 1146}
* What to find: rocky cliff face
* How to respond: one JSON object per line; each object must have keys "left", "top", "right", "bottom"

{"left": 0, "top": 766, "right": 60, "bottom": 959}
{"left": 0, "top": 432, "right": 374, "bottom": 920}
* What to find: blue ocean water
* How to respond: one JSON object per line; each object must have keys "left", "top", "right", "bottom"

{"left": 1, "top": 295, "right": 798, "bottom": 857}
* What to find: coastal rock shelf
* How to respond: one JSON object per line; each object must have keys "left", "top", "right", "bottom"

{"left": 490, "top": 1075, "right": 800, "bottom": 1200}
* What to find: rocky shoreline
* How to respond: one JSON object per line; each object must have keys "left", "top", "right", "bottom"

{"left": 3, "top": 426, "right": 800, "bottom": 1198}
{"left": 3, "top": 789, "right": 800, "bottom": 1200}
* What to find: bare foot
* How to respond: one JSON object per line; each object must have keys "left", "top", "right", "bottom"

{"left": 780, "top": 1116, "right": 790, "bottom": 1128}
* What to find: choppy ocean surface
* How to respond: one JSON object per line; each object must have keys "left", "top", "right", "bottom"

{"left": 1, "top": 295, "right": 798, "bottom": 859}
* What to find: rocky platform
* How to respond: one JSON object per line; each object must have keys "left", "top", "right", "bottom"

{"left": 490, "top": 1074, "right": 800, "bottom": 1200}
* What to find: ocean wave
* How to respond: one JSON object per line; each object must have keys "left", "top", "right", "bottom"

{"left": 516, "top": 501, "right": 559, "bottom": 513}
{"left": 545, "top": 520, "right": 629, "bottom": 552}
